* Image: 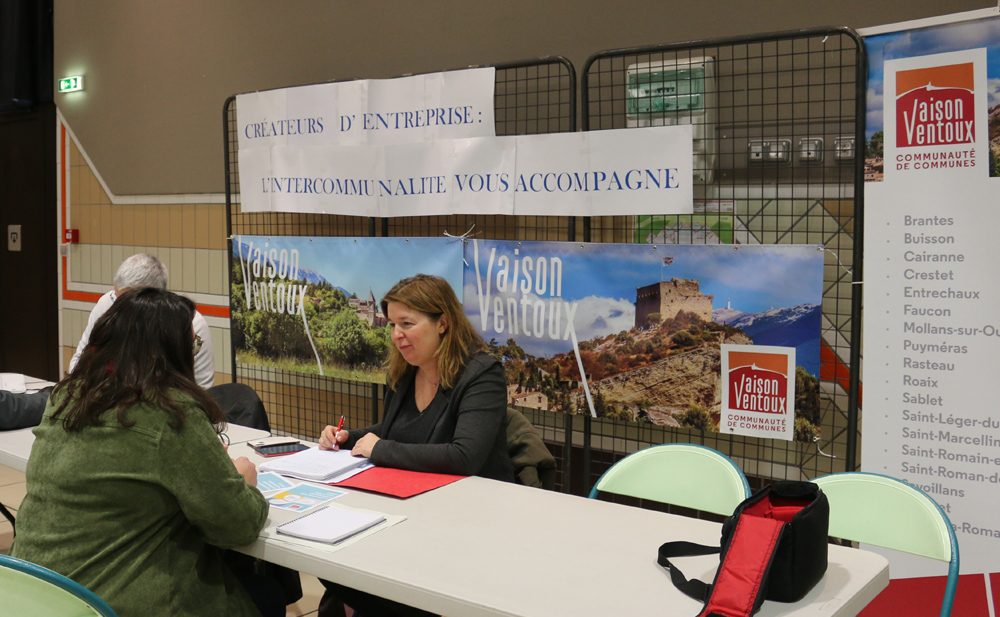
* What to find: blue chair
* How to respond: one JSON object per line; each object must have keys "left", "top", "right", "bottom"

{"left": 812, "top": 472, "right": 959, "bottom": 617}
{"left": 588, "top": 443, "right": 750, "bottom": 516}
{"left": 0, "top": 554, "right": 118, "bottom": 616}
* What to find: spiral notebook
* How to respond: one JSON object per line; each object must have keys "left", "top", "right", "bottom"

{"left": 276, "top": 505, "right": 386, "bottom": 544}
{"left": 259, "top": 446, "right": 371, "bottom": 482}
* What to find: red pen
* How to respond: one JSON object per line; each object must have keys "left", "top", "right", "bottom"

{"left": 336, "top": 415, "right": 345, "bottom": 435}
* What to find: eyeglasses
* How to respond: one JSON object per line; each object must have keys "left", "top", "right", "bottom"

{"left": 193, "top": 335, "right": 204, "bottom": 355}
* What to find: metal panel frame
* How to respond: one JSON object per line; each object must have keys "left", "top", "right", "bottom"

{"left": 222, "top": 58, "right": 579, "bottom": 490}
{"left": 580, "top": 28, "right": 866, "bottom": 497}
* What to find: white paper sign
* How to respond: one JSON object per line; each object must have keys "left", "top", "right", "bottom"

{"left": 236, "top": 67, "right": 695, "bottom": 218}
{"left": 239, "top": 126, "right": 694, "bottom": 218}
{"left": 236, "top": 68, "right": 496, "bottom": 150}
{"left": 510, "top": 126, "right": 693, "bottom": 217}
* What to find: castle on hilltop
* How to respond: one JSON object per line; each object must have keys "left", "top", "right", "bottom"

{"left": 634, "top": 278, "right": 713, "bottom": 328}
{"left": 350, "top": 290, "right": 387, "bottom": 327}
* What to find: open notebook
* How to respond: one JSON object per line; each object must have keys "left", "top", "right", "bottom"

{"left": 259, "top": 447, "right": 371, "bottom": 483}
{"left": 276, "top": 505, "right": 386, "bottom": 544}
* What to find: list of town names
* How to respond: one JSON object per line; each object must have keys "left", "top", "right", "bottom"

{"left": 866, "top": 199, "right": 1000, "bottom": 541}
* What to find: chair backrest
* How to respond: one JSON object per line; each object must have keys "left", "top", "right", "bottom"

{"left": 812, "top": 472, "right": 959, "bottom": 617}
{"left": 0, "top": 554, "right": 118, "bottom": 617}
{"left": 588, "top": 443, "right": 750, "bottom": 516}
{"left": 207, "top": 382, "right": 271, "bottom": 432}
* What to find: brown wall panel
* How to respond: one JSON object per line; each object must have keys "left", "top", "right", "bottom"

{"left": 0, "top": 105, "right": 59, "bottom": 378}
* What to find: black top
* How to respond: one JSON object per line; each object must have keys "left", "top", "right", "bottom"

{"left": 343, "top": 351, "right": 514, "bottom": 482}
{"left": 384, "top": 379, "right": 442, "bottom": 443}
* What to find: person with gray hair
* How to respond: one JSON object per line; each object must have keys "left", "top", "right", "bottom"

{"left": 113, "top": 252, "right": 168, "bottom": 290}
{"left": 69, "top": 254, "right": 215, "bottom": 389}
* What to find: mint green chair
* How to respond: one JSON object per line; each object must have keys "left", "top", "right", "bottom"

{"left": 812, "top": 472, "right": 959, "bottom": 617}
{"left": 588, "top": 443, "right": 750, "bottom": 516}
{"left": 0, "top": 554, "right": 118, "bottom": 617}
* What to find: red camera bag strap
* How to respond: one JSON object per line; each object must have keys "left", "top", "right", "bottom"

{"left": 658, "top": 514, "right": 787, "bottom": 617}
{"left": 700, "top": 514, "right": 785, "bottom": 617}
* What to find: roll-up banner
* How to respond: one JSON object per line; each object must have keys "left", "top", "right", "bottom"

{"left": 861, "top": 7, "right": 1000, "bottom": 608}
{"left": 235, "top": 68, "right": 694, "bottom": 217}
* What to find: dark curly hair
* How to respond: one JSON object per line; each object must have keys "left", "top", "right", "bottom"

{"left": 52, "top": 287, "right": 225, "bottom": 431}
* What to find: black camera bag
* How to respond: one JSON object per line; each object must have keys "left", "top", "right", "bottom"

{"left": 657, "top": 481, "right": 829, "bottom": 616}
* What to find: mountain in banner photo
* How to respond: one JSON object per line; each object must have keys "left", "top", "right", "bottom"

{"left": 713, "top": 304, "right": 821, "bottom": 376}
{"left": 711, "top": 306, "right": 743, "bottom": 324}
{"left": 231, "top": 241, "right": 331, "bottom": 287}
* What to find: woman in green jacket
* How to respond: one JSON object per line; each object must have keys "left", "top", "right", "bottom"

{"left": 12, "top": 288, "right": 276, "bottom": 617}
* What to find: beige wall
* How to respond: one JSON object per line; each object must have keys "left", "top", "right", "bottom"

{"left": 54, "top": 1, "right": 994, "bottom": 196}
{"left": 59, "top": 132, "right": 232, "bottom": 383}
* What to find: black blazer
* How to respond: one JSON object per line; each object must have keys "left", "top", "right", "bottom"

{"left": 344, "top": 352, "right": 514, "bottom": 482}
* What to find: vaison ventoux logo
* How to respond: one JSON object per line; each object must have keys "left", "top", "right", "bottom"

{"left": 721, "top": 345, "right": 796, "bottom": 441}
{"left": 728, "top": 355, "right": 789, "bottom": 415}
{"left": 896, "top": 62, "right": 975, "bottom": 148}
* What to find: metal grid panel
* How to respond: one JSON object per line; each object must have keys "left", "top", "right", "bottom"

{"left": 223, "top": 59, "right": 578, "bottom": 490}
{"left": 236, "top": 364, "right": 375, "bottom": 442}
{"left": 222, "top": 38, "right": 865, "bottom": 497}
{"left": 382, "top": 58, "right": 577, "bottom": 242}
{"left": 580, "top": 28, "right": 866, "bottom": 494}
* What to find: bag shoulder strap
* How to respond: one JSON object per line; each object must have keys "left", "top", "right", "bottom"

{"left": 657, "top": 541, "right": 721, "bottom": 603}
{"left": 659, "top": 516, "right": 788, "bottom": 617}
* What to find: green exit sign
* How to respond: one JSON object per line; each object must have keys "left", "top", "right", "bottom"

{"left": 58, "top": 76, "right": 85, "bottom": 93}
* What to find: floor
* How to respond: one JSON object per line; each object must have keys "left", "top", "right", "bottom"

{"left": 0, "top": 464, "right": 326, "bottom": 617}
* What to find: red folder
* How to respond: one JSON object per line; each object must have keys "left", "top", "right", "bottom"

{"left": 330, "top": 466, "right": 466, "bottom": 498}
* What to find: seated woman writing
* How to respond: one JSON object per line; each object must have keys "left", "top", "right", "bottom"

{"left": 319, "top": 273, "right": 513, "bottom": 481}
{"left": 317, "top": 274, "right": 513, "bottom": 617}
{"left": 12, "top": 288, "right": 280, "bottom": 617}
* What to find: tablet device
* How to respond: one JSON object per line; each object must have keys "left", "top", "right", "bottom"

{"left": 254, "top": 442, "right": 310, "bottom": 457}
{"left": 249, "top": 437, "right": 300, "bottom": 450}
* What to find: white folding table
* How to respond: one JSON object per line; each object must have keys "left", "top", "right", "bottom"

{"left": 231, "top": 443, "right": 889, "bottom": 617}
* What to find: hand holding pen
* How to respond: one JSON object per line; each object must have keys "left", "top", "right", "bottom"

{"left": 319, "top": 416, "right": 347, "bottom": 451}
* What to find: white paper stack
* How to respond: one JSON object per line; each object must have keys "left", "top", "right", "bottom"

{"left": 0, "top": 373, "right": 26, "bottom": 393}
{"left": 259, "top": 446, "right": 370, "bottom": 482}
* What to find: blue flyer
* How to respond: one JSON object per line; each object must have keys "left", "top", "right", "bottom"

{"left": 257, "top": 472, "right": 296, "bottom": 492}
{"left": 266, "top": 484, "right": 347, "bottom": 512}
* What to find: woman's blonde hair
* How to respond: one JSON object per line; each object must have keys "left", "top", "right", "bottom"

{"left": 381, "top": 274, "right": 484, "bottom": 390}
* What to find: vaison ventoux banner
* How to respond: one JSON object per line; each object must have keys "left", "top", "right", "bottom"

{"left": 863, "top": 12, "right": 1000, "bottom": 583}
